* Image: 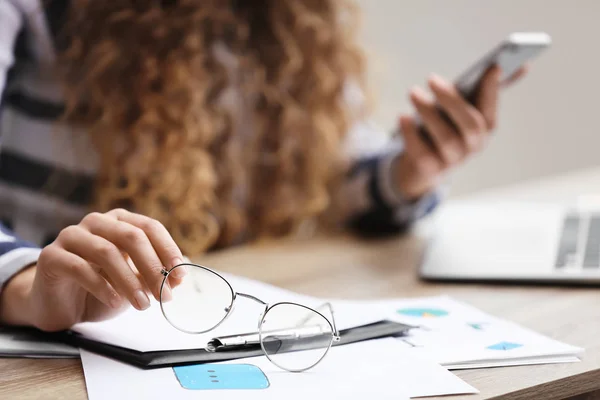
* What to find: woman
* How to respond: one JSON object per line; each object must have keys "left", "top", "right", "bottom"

{"left": 0, "top": 0, "right": 524, "bottom": 331}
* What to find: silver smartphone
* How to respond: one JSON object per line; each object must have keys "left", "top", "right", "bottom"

{"left": 455, "top": 32, "right": 552, "bottom": 102}
{"left": 413, "top": 32, "right": 552, "bottom": 143}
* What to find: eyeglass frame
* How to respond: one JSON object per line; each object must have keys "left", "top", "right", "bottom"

{"left": 159, "top": 263, "right": 341, "bottom": 372}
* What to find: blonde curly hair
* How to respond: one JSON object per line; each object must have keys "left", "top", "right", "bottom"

{"left": 58, "top": 0, "right": 367, "bottom": 256}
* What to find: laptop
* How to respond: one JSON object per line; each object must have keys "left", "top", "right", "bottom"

{"left": 419, "top": 200, "right": 600, "bottom": 285}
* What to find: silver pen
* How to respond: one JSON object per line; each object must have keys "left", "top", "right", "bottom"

{"left": 205, "top": 325, "right": 328, "bottom": 352}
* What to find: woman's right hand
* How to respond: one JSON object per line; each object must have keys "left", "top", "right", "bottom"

{"left": 0, "top": 209, "right": 186, "bottom": 331}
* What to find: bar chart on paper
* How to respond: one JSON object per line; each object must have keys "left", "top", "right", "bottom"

{"left": 386, "top": 297, "right": 583, "bottom": 370}
{"left": 396, "top": 308, "right": 449, "bottom": 318}
{"left": 486, "top": 342, "right": 524, "bottom": 351}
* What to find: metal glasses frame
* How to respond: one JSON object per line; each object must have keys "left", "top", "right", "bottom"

{"left": 159, "top": 263, "right": 341, "bottom": 372}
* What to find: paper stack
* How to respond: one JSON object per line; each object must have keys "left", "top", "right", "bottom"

{"left": 68, "top": 274, "right": 582, "bottom": 399}
{"left": 336, "top": 295, "right": 583, "bottom": 370}
{"left": 76, "top": 275, "right": 479, "bottom": 399}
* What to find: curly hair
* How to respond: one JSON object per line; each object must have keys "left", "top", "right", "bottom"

{"left": 58, "top": 0, "right": 367, "bottom": 256}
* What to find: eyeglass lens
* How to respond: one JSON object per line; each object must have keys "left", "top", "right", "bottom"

{"left": 160, "top": 264, "right": 234, "bottom": 333}
{"left": 260, "top": 303, "right": 334, "bottom": 372}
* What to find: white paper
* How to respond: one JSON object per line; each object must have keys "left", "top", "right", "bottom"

{"left": 446, "top": 356, "right": 580, "bottom": 370}
{"left": 80, "top": 338, "right": 477, "bottom": 400}
{"left": 344, "top": 295, "right": 583, "bottom": 369}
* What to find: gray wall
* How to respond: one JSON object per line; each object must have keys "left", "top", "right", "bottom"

{"left": 356, "top": 0, "right": 599, "bottom": 196}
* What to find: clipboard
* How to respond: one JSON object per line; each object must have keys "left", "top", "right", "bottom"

{"left": 56, "top": 320, "right": 414, "bottom": 369}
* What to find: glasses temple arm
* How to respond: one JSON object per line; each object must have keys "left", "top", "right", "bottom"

{"left": 323, "top": 302, "right": 340, "bottom": 337}
{"left": 295, "top": 302, "right": 340, "bottom": 337}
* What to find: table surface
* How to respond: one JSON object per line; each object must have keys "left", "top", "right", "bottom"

{"left": 2, "top": 166, "right": 600, "bottom": 400}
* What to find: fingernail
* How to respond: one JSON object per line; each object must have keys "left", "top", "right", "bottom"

{"left": 134, "top": 290, "right": 150, "bottom": 310}
{"left": 495, "top": 68, "right": 503, "bottom": 80}
{"left": 171, "top": 257, "right": 183, "bottom": 268}
{"left": 172, "top": 265, "right": 187, "bottom": 279}
{"left": 447, "top": 148, "right": 460, "bottom": 162}
{"left": 161, "top": 283, "right": 173, "bottom": 302}
{"left": 108, "top": 292, "right": 121, "bottom": 309}
{"left": 467, "top": 134, "right": 479, "bottom": 149}
{"left": 410, "top": 86, "right": 427, "bottom": 101}
{"left": 429, "top": 74, "right": 448, "bottom": 89}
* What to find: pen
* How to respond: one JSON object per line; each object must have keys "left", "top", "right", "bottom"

{"left": 205, "top": 320, "right": 415, "bottom": 353}
{"left": 206, "top": 325, "right": 328, "bottom": 352}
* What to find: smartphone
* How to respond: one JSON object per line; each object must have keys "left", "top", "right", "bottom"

{"left": 411, "top": 32, "right": 552, "bottom": 144}
{"left": 455, "top": 32, "right": 552, "bottom": 102}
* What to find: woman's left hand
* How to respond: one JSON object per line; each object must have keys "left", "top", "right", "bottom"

{"left": 394, "top": 65, "right": 528, "bottom": 199}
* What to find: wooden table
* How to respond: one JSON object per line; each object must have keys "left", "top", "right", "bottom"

{"left": 2, "top": 166, "right": 600, "bottom": 400}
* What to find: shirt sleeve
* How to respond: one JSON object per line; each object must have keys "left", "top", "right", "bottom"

{"left": 0, "top": 223, "right": 41, "bottom": 294}
{"left": 0, "top": 0, "right": 23, "bottom": 96}
{"left": 0, "top": 2, "right": 41, "bottom": 294}
{"left": 339, "top": 118, "right": 442, "bottom": 236}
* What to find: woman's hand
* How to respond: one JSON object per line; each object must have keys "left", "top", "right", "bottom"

{"left": 0, "top": 209, "right": 185, "bottom": 331}
{"left": 395, "top": 66, "right": 528, "bottom": 199}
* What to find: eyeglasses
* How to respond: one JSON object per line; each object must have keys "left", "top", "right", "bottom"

{"left": 159, "top": 263, "right": 340, "bottom": 372}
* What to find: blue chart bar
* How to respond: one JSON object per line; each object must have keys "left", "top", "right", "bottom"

{"left": 397, "top": 308, "right": 449, "bottom": 318}
{"left": 468, "top": 323, "right": 487, "bottom": 330}
{"left": 486, "top": 342, "right": 523, "bottom": 351}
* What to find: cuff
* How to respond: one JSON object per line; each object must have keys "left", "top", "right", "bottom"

{"left": 391, "top": 189, "right": 441, "bottom": 225}
{"left": 376, "top": 148, "right": 406, "bottom": 206}
{"left": 377, "top": 149, "right": 442, "bottom": 224}
{"left": 0, "top": 248, "right": 41, "bottom": 294}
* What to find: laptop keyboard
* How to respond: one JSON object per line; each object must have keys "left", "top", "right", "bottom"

{"left": 555, "top": 214, "right": 600, "bottom": 269}
{"left": 584, "top": 216, "right": 600, "bottom": 268}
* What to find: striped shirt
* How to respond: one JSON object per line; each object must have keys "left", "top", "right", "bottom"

{"left": 0, "top": 0, "right": 440, "bottom": 294}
